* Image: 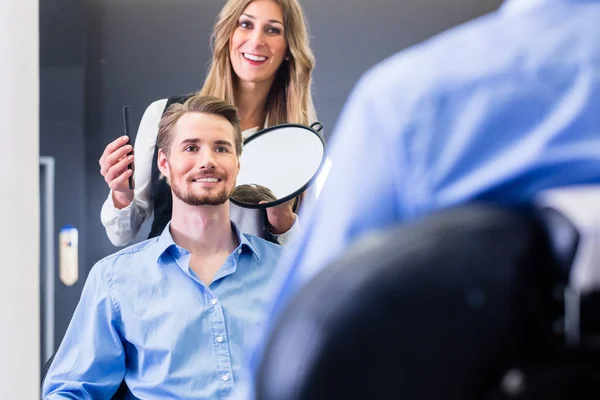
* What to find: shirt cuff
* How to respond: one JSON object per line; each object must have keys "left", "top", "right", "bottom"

{"left": 271, "top": 214, "right": 300, "bottom": 246}
{"left": 100, "top": 191, "right": 134, "bottom": 229}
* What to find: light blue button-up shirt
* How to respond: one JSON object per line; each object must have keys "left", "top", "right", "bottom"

{"left": 43, "top": 222, "right": 282, "bottom": 399}
{"left": 252, "top": 0, "right": 600, "bottom": 374}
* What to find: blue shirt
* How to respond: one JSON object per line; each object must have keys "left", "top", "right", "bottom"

{"left": 43, "top": 222, "right": 282, "bottom": 400}
{"left": 253, "top": 0, "right": 600, "bottom": 373}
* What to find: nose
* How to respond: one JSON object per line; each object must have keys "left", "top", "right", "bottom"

{"left": 248, "top": 27, "right": 266, "bottom": 47}
{"left": 198, "top": 147, "right": 216, "bottom": 169}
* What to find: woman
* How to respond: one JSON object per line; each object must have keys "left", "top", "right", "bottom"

{"left": 99, "top": 0, "right": 317, "bottom": 246}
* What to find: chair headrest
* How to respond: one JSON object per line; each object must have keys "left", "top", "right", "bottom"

{"left": 535, "top": 186, "right": 600, "bottom": 295}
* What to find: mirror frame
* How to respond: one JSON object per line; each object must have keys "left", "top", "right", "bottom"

{"left": 230, "top": 123, "right": 326, "bottom": 209}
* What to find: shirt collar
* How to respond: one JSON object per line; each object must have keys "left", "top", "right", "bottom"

{"left": 242, "top": 126, "right": 260, "bottom": 139}
{"left": 153, "top": 220, "right": 261, "bottom": 263}
{"left": 231, "top": 221, "right": 262, "bottom": 261}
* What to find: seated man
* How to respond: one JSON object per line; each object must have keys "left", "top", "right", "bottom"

{"left": 43, "top": 95, "right": 282, "bottom": 399}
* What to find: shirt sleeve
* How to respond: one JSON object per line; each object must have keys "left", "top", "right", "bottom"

{"left": 42, "top": 261, "right": 126, "bottom": 399}
{"left": 100, "top": 99, "right": 168, "bottom": 246}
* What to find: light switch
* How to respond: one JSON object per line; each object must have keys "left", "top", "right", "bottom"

{"left": 59, "top": 226, "right": 79, "bottom": 286}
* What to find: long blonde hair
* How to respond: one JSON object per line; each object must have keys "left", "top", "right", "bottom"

{"left": 199, "top": 0, "right": 316, "bottom": 126}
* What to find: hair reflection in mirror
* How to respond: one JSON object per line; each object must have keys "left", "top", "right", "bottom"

{"left": 232, "top": 183, "right": 278, "bottom": 204}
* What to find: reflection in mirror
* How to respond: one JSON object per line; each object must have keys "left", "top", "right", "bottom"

{"left": 232, "top": 184, "right": 278, "bottom": 205}
{"left": 231, "top": 124, "right": 326, "bottom": 209}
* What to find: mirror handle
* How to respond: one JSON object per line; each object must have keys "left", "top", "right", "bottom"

{"left": 310, "top": 122, "right": 323, "bottom": 133}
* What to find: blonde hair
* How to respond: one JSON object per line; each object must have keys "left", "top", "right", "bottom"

{"left": 157, "top": 95, "right": 243, "bottom": 158}
{"left": 199, "top": 0, "right": 316, "bottom": 126}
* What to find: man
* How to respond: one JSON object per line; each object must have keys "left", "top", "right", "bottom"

{"left": 254, "top": 0, "right": 600, "bottom": 374}
{"left": 43, "top": 95, "right": 282, "bottom": 399}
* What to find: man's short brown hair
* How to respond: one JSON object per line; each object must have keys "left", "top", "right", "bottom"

{"left": 157, "top": 95, "right": 243, "bottom": 157}
{"left": 231, "top": 184, "right": 278, "bottom": 204}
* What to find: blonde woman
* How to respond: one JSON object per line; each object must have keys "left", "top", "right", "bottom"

{"left": 99, "top": 0, "right": 317, "bottom": 246}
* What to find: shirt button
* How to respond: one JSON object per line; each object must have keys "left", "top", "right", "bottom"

{"left": 222, "top": 375, "right": 229, "bottom": 381}
{"left": 216, "top": 336, "right": 224, "bottom": 343}
{"left": 237, "top": 248, "right": 242, "bottom": 254}
{"left": 211, "top": 298, "right": 218, "bottom": 305}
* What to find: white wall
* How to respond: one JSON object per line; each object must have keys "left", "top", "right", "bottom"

{"left": 0, "top": 1, "right": 40, "bottom": 397}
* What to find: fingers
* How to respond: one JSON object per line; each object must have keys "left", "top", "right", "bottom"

{"left": 109, "top": 168, "right": 133, "bottom": 188}
{"left": 104, "top": 154, "right": 134, "bottom": 183}
{"left": 100, "top": 136, "right": 129, "bottom": 164}
{"left": 100, "top": 143, "right": 133, "bottom": 176}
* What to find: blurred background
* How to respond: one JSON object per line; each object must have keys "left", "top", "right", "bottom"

{"left": 29, "top": 0, "right": 505, "bottom": 384}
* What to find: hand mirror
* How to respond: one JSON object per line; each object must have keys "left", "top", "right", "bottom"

{"left": 230, "top": 122, "right": 326, "bottom": 209}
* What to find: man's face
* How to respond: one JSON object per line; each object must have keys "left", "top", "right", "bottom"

{"left": 158, "top": 112, "right": 240, "bottom": 207}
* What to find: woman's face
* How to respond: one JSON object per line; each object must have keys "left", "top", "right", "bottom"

{"left": 229, "top": 0, "right": 288, "bottom": 87}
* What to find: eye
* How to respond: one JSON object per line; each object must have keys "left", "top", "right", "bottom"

{"left": 184, "top": 145, "right": 198, "bottom": 152}
{"left": 215, "top": 146, "right": 229, "bottom": 153}
{"left": 266, "top": 26, "right": 281, "bottom": 35}
{"left": 239, "top": 20, "right": 253, "bottom": 29}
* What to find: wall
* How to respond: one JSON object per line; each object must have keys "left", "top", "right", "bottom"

{"left": 39, "top": 0, "right": 87, "bottom": 352}
{"left": 0, "top": 0, "right": 40, "bottom": 396}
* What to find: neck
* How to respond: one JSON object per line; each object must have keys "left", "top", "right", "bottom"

{"left": 169, "top": 197, "right": 238, "bottom": 257}
{"left": 235, "top": 79, "right": 274, "bottom": 131}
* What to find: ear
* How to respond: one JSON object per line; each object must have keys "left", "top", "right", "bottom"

{"left": 157, "top": 149, "right": 170, "bottom": 179}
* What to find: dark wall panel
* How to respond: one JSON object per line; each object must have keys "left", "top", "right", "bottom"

{"left": 39, "top": 0, "right": 86, "bottom": 350}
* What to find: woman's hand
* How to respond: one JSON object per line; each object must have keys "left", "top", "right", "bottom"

{"left": 260, "top": 200, "right": 296, "bottom": 235}
{"left": 99, "top": 136, "right": 135, "bottom": 209}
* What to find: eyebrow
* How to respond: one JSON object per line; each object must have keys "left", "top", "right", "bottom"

{"left": 180, "top": 138, "right": 200, "bottom": 145}
{"left": 241, "top": 13, "right": 284, "bottom": 26}
{"left": 180, "top": 138, "right": 234, "bottom": 148}
{"left": 215, "top": 140, "right": 234, "bottom": 148}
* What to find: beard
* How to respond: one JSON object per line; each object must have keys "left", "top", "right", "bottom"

{"left": 170, "top": 171, "right": 234, "bottom": 206}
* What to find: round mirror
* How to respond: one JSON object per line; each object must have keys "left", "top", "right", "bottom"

{"left": 230, "top": 123, "right": 326, "bottom": 209}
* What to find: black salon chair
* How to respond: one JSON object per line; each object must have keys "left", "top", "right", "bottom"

{"left": 255, "top": 200, "right": 600, "bottom": 400}
{"left": 41, "top": 352, "right": 128, "bottom": 399}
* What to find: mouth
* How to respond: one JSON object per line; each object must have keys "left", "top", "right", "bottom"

{"left": 191, "top": 177, "right": 222, "bottom": 184}
{"left": 242, "top": 52, "right": 268, "bottom": 65}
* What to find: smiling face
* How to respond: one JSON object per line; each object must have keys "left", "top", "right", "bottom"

{"left": 158, "top": 112, "right": 241, "bottom": 207}
{"left": 229, "top": 0, "right": 287, "bottom": 87}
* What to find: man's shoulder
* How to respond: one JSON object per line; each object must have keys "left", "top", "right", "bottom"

{"left": 93, "top": 237, "right": 161, "bottom": 276}
{"left": 363, "top": 3, "right": 598, "bottom": 98}
{"left": 359, "top": 11, "right": 505, "bottom": 96}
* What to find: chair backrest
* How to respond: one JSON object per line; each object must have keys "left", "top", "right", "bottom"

{"left": 255, "top": 198, "right": 600, "bottom": 400}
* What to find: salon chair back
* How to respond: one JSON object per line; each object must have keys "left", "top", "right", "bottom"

{"left": 255, "top": 190, "right": 600, "bottom": 400}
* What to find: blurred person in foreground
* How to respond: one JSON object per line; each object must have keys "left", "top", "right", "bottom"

{"left": 251, "top": 0, "right": 600, "bottom": 392}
